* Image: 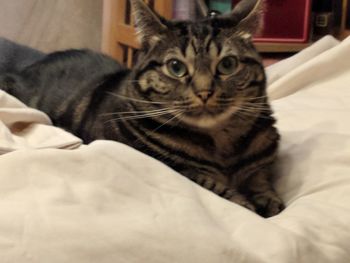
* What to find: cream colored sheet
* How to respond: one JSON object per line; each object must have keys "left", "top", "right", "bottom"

{"left": 0, "top": 36, "right": 350, "bottom": 263}
{"left": 0, "top": 90, "right": 81, "bottom": 154}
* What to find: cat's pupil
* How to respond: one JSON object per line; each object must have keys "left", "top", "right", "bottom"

{"left": 222, "top": 58, "right": 233, "bottom": 69}
{"left": 171, "top": 61, "right": 181, "bottom": 73}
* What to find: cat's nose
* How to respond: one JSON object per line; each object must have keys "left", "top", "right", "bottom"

{"left": 196, "top": 90, "right": 214, "bottom": 103}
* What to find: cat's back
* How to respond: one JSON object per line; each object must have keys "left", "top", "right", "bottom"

{"left": 23, "top": 49, "right": 125, "bottom": 84}
{"left": 0, "top": 49, "right": 130, "bottom": 141}
{"left": 1, "top": 49, "right": 129, "bottom": 112}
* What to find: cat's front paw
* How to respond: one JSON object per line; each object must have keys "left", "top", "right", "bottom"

{"left": 251, "top": 192, "right": 285, "bottom": 217}
{"left": 227, "top": 191, "right": 256, "bottom": 212}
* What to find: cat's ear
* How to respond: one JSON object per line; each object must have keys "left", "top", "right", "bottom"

{"left": 196, "top": 0, "right": 209, "bottom": 18}
{"left": 130, "top": 0, "right": 168, "bottom": 45}
{"left": 231, "top": 0, "right": 264, "bottom": 37}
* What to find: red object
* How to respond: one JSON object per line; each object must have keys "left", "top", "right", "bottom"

{"left": 232, "top": 0, "right": 312, "bottom": 43}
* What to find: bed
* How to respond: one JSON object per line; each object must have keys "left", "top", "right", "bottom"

{"left": 0, "top": 35, "right": 350, "bottom": 262}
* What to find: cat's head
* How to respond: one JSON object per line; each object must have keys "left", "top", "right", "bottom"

{"left": 129, "top": 0, "right": 266, "bottom": 128}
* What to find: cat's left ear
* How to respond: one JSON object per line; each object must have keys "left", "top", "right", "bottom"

{"left": 231, "top": 0, "right": 265, "bottom": 37}
{"left": 130, "top": 0, "right": 168, "bottom": 45}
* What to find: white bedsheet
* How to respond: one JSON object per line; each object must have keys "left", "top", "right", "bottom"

{"left": 1, "top": 36, "right": 350, "bottom": 262}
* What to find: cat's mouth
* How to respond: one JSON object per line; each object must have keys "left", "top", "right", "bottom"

{"left": 187, "top": 104, "right": 223, "bottom": 116}
{"left": 179, "top": 103, "right": 240, "bottom": 128}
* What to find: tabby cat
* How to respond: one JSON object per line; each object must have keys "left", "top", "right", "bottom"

{"left": 0, "top": 0, "right": 284, "bottom": 217}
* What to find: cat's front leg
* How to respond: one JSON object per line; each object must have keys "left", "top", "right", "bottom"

{"left": 186, "top": 172, "right": 256, "bottom": 212}
{"left": 223, "top": 188, "right": 256, "bottom": 212}
{"left": 241, "top": 168, "right": 285, "bottom": 217}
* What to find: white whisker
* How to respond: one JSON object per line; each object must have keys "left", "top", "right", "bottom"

{"left": 150, "top": 111, "right": 185, "bottom": 133}
{"left": 104, "top": 109, "right": 181, "bottom": 123}
{"left": 100, "top": 107, "right": 182, "bottom": 116}
{"left": 236, "top": 109, "right": 273, "bottom": 120}
{"left": 106, "top": 92, "right": 169, "bottom": 105}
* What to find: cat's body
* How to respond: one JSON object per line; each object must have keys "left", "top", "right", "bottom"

{"left": 2, "top": 49, "right": 128, "bottom": 142}
{"left": 0, "top": 0, "right": 284, "bottom": 217}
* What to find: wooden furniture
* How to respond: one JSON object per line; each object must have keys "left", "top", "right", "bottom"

{"left": 339, "top": 0, "right": 350, "bottom": 40}
{"left": 102, "top": 0, "right": 350, "bottom": 65}
{"left": 102, "top": 0, "right": 172, "bottom": 67}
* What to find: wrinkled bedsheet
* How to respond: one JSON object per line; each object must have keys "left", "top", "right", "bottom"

{"left": 0, "top": 36, "right": 350, "bottom": 263}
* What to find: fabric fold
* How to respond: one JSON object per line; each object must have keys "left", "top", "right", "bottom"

{"left": 0, "top": 90, "right": 81, "bottom": 154}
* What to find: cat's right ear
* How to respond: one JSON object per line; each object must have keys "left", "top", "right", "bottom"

{"left": 130, "top": 0, "right": 168, "bottom": 46}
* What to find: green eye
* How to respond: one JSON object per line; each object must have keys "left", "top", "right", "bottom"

{"left": 217, "top": 56, "right": 238, "bottom": 75}
{"left": 166, "top": 59, "right": 188, "bottom": 78}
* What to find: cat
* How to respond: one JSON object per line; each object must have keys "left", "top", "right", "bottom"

{"left": 0, "top": 0, "right": 284, "bottom": 217}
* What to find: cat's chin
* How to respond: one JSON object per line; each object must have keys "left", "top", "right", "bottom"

{"left": 180, "top": 106, "right": 240, "bottom": 129}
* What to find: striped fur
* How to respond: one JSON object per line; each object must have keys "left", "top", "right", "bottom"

{"left": 0, "top": 0, "right": 283, "bottom": 217}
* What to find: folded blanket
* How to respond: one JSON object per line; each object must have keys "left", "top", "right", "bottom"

{"left": 0, "top": 89, "right": 81, "bottom": 154}
{"left": 0, "top": 36, "right": 350, "bottom": 263}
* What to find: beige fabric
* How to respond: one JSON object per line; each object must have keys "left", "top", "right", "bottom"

{"left": 0, "top": 90, "right": 81, "bottom": 154}
{"left": 266, "top": 35, "right": 340, "bottom": 87}
{"left": 0, "top": 36, "right": 350, "bottom": 262}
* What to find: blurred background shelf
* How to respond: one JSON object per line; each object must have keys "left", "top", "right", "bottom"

{"left": 102, "top": 0, "right": 350, "bottom": 67}
{"left": 255, "top": 42, "right": 311, "bottom": 53}
{"left": 338, "top": 29, "right": 350, "bottom": 39}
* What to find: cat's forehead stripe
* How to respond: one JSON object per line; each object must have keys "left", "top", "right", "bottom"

{"left": 190, "top": 39, "right": 198, "bottom": 55}
{"left": 188, "top": 23, "right": 213, "bottom": 54}
{"left": 169, "top": 21, "right": 257, "bottom": 63}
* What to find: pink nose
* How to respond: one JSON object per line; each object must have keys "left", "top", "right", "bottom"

{"left": 196, "top": 90, "right": 213, "bottom": 103}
